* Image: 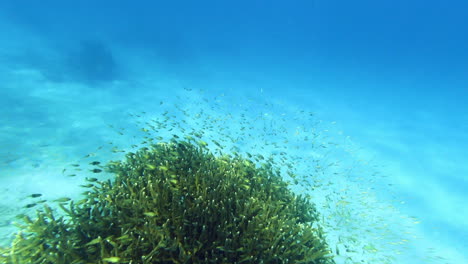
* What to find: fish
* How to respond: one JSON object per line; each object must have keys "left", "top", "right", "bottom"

{"left": 85, "top": 237, "right": 102, "bottom": 246}
{"left": 89, "top": 161, "right": 101, "bottom": 166}
{"left": 146, "top": 164, "right": 157, "bottom": 170}
{"left": 29, "top": 194, "right": 42, "bottom": 198}
{"left": 158, "top": 166, "right": 169, "bottom": 172}
{"left": 116, "top": 235, "right": 131, "bottom": 241}
{"left": 86, "top": 177, "right": 99, "bottom": 182}
{"left": 143, "top": 212, "right": 157, "bottom": 217}
{"left": 91, "top": 169, "right": 102, "bottom": 173}
{"left": 169, "top": 179, "right": 178, "bottom": 185}
{"left": 54, "top": 197, "right": 71, "bottom": 203}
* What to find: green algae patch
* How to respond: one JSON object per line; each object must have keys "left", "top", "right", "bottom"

{"left": 0, "top": 139, "right": 334, "bottom": 264}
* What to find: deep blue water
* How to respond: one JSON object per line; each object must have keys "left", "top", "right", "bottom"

{"left": 0, "top": 1, "right": 467, "bottom": 263}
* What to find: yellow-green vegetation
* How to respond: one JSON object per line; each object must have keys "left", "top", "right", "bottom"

{"left": 0, "top": 138, "right": 334, "bottom": 264}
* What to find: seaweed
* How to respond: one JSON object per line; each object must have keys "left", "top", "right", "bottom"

{"left": 0, "top": 138, "right": 335, "bottom": 264}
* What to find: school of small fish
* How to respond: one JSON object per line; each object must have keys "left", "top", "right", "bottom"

{"left": 16, "top": 88, "right": 447, "bottom": 264}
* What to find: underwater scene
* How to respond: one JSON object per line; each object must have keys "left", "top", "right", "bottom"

{"left": 0, "top": 1, "right": 467, "bottom": 263}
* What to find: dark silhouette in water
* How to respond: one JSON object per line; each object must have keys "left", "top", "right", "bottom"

{"left": 67, "top": 40, "right": 119, "bottom": 83}
{"left": 7, "top": 39, "right": 121, "bottom": 84}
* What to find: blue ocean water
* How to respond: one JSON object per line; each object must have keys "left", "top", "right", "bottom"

{"left": 0, "top": 0, "right": 466, "bottom": 263}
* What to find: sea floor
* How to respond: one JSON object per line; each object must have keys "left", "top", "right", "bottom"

{"left": 0, "top": 63, "right": 465, "bottom": 264}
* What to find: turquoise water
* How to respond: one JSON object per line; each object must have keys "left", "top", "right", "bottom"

{"left": 0, "top": 1, "right": 467, "bottom": 263}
